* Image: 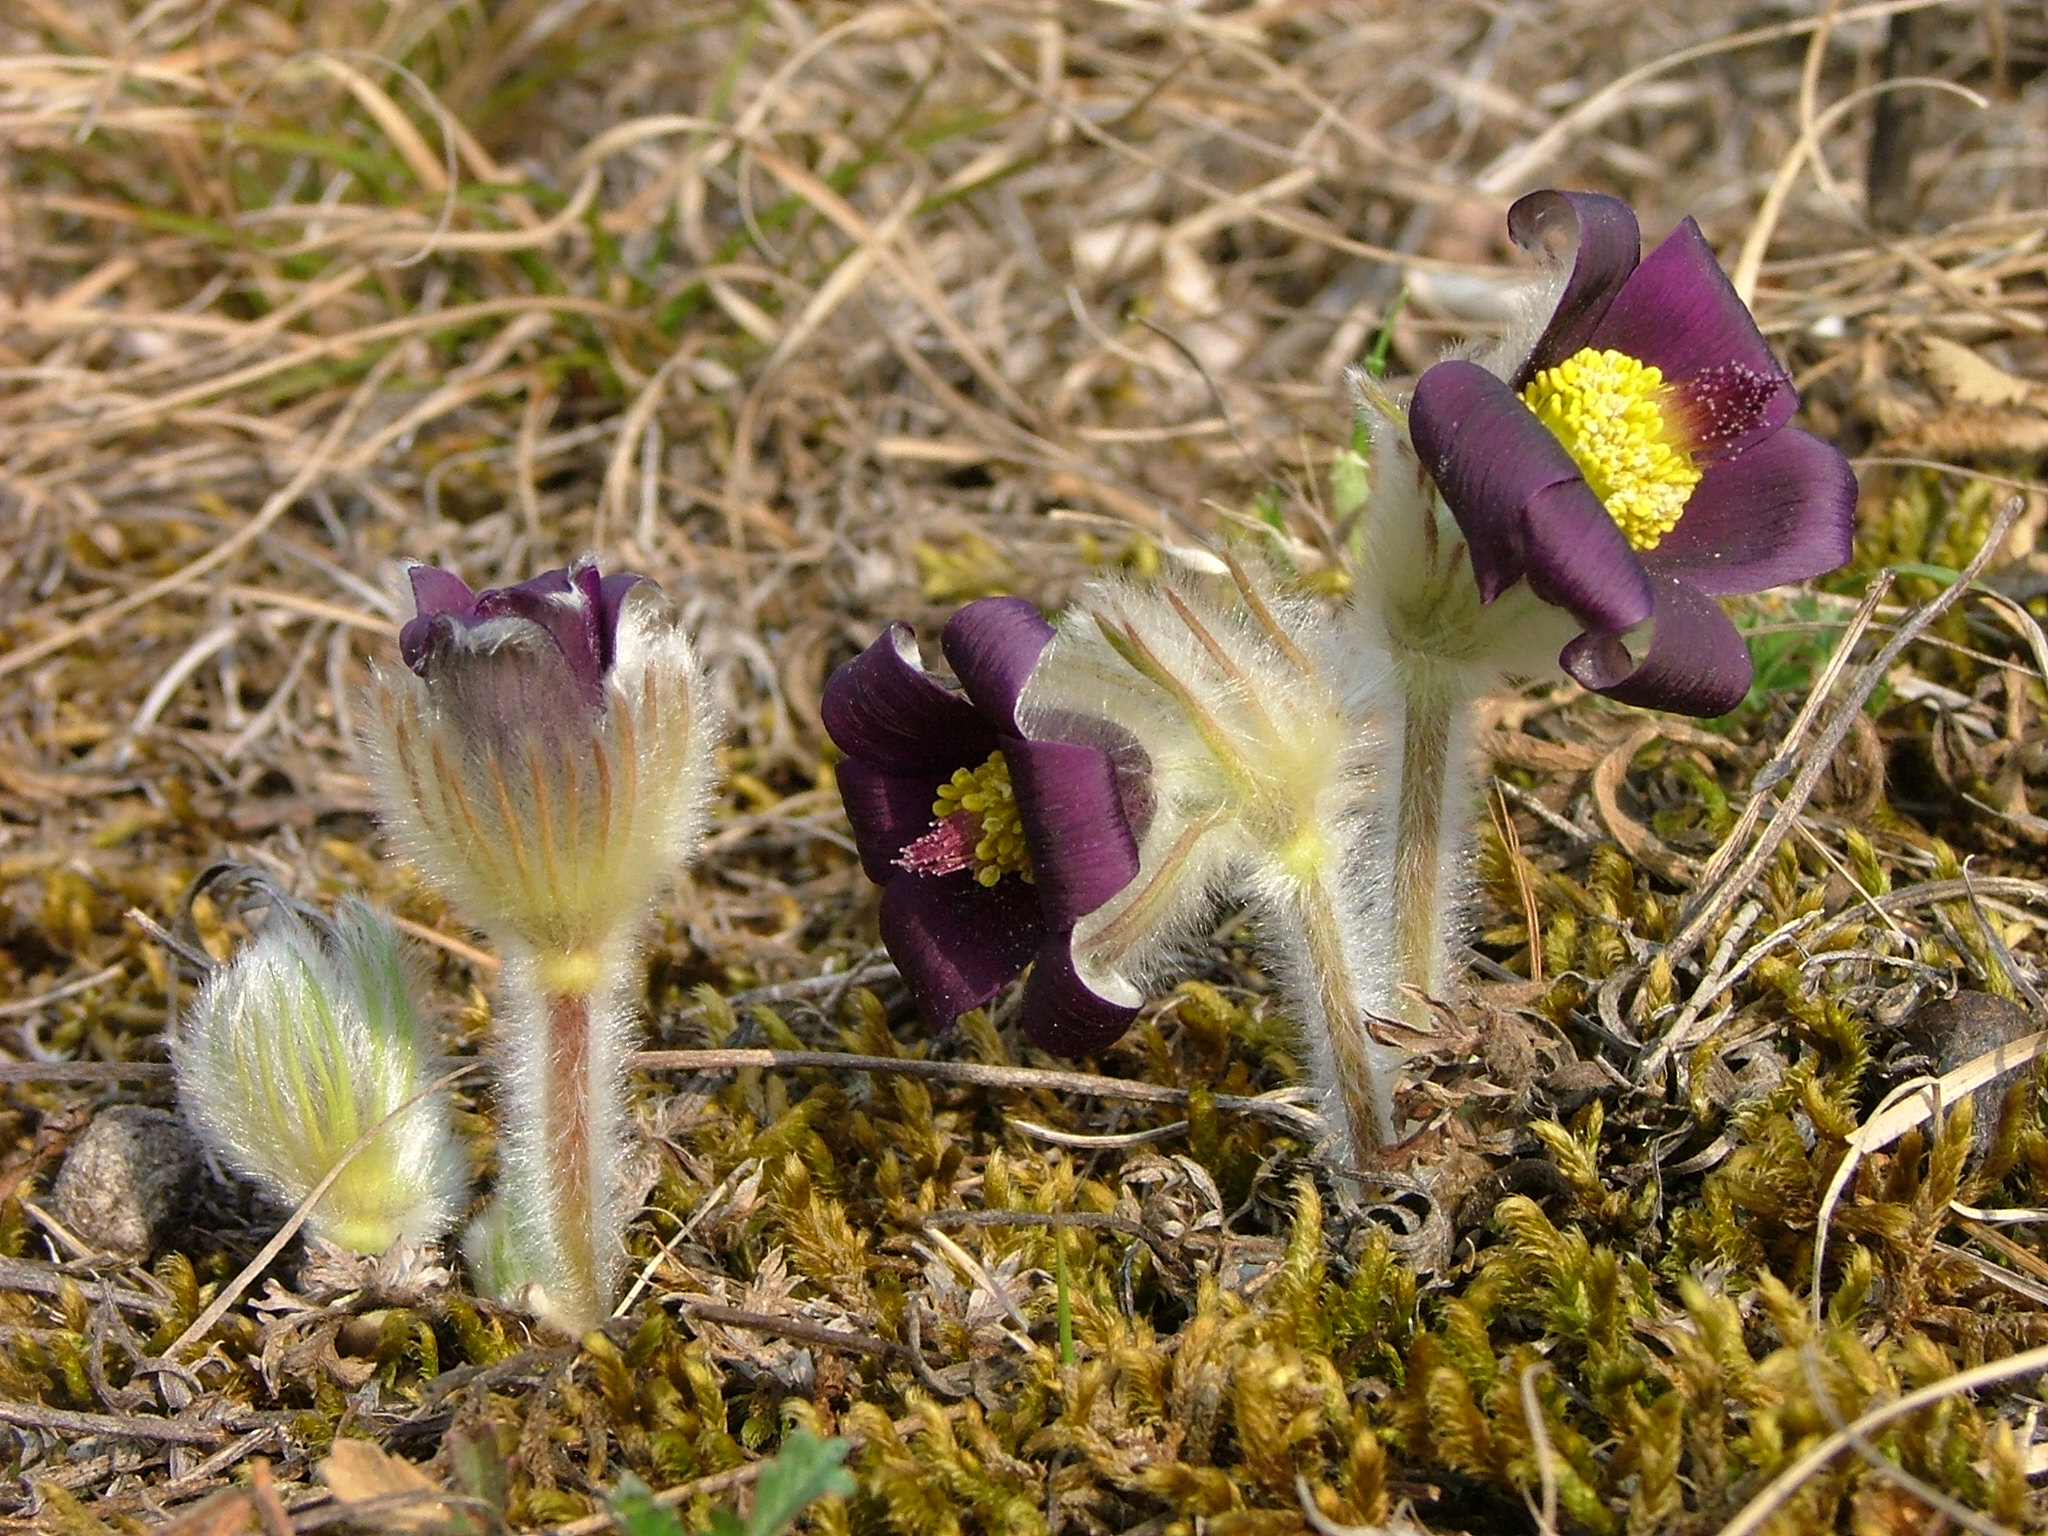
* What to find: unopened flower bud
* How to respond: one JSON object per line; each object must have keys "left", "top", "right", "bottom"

{"left": 365, "top": 557, "right": 721, "bottom": 1332}
{"left": 365, "top": 558, "right": 718, "bottom": 956}
{"left": 173, "top": 901, "right": 468, "bottom": 1254}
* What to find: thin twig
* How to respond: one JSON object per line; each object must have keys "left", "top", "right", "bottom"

{"left": 677, "top": 1301, "right": 907, "bottom": 1360}
{"left": 0, "top": 1398, "right": 223, "bottom": 1445}
{"left": 630, "top": 1048, "right": 1322, "bottom": 1134}
{"left": 1667, "top": 500, "right": 2023, "bottom": 969}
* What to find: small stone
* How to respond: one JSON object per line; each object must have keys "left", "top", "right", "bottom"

{"left": 50, "top": 1106, "right": 203, "bottom": 1260}
{"left": 1895, "top": 991, "right": 2038, "bottom": 1153}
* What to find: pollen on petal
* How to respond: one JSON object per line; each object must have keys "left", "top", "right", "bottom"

{"left": 1520, "top": 347, "right": 1702, "bottom": 551}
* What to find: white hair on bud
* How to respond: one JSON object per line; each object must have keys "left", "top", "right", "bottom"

{"left": 173, "top": 901, "right": 468, "bottom": 1254}
{"left": 362, "top": 582, "right": 718, "bottom": 959}
{"left": 1021, "top": 554, "right": 1409, "bottom": 1159}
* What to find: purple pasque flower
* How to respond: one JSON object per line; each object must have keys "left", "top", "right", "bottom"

{"left": 1408, "top": 189, "right": 1857, "bottom": 716}
{"left": 367, "top": 555, "right": 717, "bottom": 956}
{"left": 398, "top": 560, "right": 645, "bottom": 747}
{"left": 823, "top": 597, "right": 1143, "bottom": 1055}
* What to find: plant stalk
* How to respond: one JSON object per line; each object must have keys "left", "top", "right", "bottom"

{"left": 1389, "top": 657, "right": 1474, "bottom": 1029}
{"left": 498, "top": 943, "right": 634, "bottom": 1334}
{"left": 1280, "top": 869, "right": 1395, "bottom": 1159}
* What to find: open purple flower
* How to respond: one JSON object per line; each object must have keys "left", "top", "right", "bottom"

{"left": 823, "top": 597, "right": 1143, "bottom": 1055}
{"left": 1408, "top": 189, "right": 1857, "bottom": 715}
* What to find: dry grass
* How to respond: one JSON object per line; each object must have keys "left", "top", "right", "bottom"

{"left": 5, "top": 1, "right": 2048, "bottom": 1531}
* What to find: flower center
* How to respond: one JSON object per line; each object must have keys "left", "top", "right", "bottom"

{"left": 896, "top": 750, "right": 1034, "bottom": 886}
{"left": 1520, "top": 347, "right": 1701, "bottom": 550}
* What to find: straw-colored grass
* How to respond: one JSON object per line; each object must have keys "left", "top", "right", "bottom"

{"left": 4, "top": 1, "right": 2048, "bottom": 1531}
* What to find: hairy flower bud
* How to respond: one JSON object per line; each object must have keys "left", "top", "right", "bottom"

{"left": 365, "top": 558, "right": 718, "bottom": 958}
{"left": 364, "top": 557, "right": 721, "bottom": 1333}
{"left": 173, "top": 901, "right": 468, "bottom": 1254}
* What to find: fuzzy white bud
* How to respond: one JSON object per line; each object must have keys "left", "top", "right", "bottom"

{"left": 173, "top": 901, "right": 468, "bottom": 1254}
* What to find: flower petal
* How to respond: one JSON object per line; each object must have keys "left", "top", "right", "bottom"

{"left": 1587, "top": 218, "right": 1795, "bottom": 452}
{"left": 1508, "top": 189, "right": 1643, "bottom": 386}
{"left": 823, "top": 624, "right": 997, "bottom": 774}
{"left": 1006, "top": 738, "right": 1140, "bottom": 926}
{"left": 1560, "top": 573, "right": 1752, "bottom": 716}
{"left": 1647, "top": 428, "right": 1859, "bottom": 596}
{"left": 474, "top": 563, "right": 609, "bottom": 702}
{"left": 1410, "top": 361, "right": 1652, "bottom": 631}
{"left": 942, "top": 597, "right": 1054, "bottom": 730}
{"left": 595, "top": 571, "right": 645, "bottom": 666}
{"left": 414, "top": 615, "right": 598, "bottom": 749}
{"left": 1017, "top": 932, "right": 1142, "bottom": 1056}
{"left": 399, "top": 564, "right": 479, "bottom": 673}
{"left": 835, "top": 759, "right": 946, "bottom": 885}
{"left": 879, "top": 873, "right": 1043, "bottom": 1026}
{"left": 1520, "top": 480, "right": 1658, "bottom": 635}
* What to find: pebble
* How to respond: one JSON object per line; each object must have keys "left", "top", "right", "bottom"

{"left": 1895, "top": 991, "right": 2039, "bottom": 1153}
{"left": 50, "top": 1105, "right": 203, "bottom": 1260}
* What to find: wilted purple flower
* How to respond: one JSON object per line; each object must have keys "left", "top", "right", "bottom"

{"left": 823, "top": 597, "right": 1143, "bottom": 1055}
{"left": 1408, "top": 189, "right": 1857, "bottom": 715}
{"left": 367, "top": 555, "right": 718, "bottom": 958}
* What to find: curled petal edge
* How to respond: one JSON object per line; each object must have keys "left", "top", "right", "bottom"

{"left": 822, "top": 624, "right": 996, "bottom": 775}
{"left": 1507, "top": 189, "right": 1641, "bottom": 386}
{"left": 1017, "top": 932, "right": 1143, "bottom": 1057}
{"left": 1559, "top": 573, "right": 1753, "bottom": 717}
{"left": 1006, "top": 737, "right": 1141, "bottom": 927}
{"left": 1409, "top": 361, "right": 1652, "bottom": 633}
{"left": 941, "top": 597, "right": 1055, "bottom": 730}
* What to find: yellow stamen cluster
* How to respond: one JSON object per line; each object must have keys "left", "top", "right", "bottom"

{"left": 934, "top": 750, "right": 1034, "bottom": 885}
{"left": 1520, "top": 346, "right": 1701, "bottom": 550}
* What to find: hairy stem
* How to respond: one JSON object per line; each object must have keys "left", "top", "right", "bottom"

{"left": 1390, "top": 656, "right": 1477, "bottom": 1029}
{"left": 496, "top": 943, "right": 634, "bottom": 1334}
{"left": 1280, "top": 870, "right": 1393, "bottom": 1159}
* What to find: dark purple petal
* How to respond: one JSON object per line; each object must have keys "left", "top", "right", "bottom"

{"left": 1508, "top": 189, "right": 1643, "bottom": 386}
{"left": 1006, "top": 738, "right": 1140, "bottom": 926}
{"left": 414, "top": 614, "right": 598, "bottom": 749}
{"left": 595, "top": 571, "right": 645, "bottom": 664}
{"left": 1585, "top": 218, "right": 1795, "bottom": 452}
{"left": 406, "top": 563, "right": 478, "bottom": 619}
{"left": 1412, "top": 361, "right": 1579, "bottom": 601}
{"left": 1520, "top": 480, "right": 1657, "bottom": 635}
{"left": 1670, "top": 362, "right": 1795, "bottom": 461}
{"left": 835, "top": 759, "right": 947, "bottom": 885}
{"left": 399, "top": 564, "right": 479, "bottom": 673}
{"left": 1646, "top": 428, "right": 1859, "bottom": 596}
{"left": 879, "top": 873, "right": 1043, "bottom": 1026}
{"left": 1560, "top": 573, "right": 1752, "bottom": 716}
{"left": 474, "top": 563, "right": 608, "bottom": 702}
{"left": 823, "top": 624, "right": 998, "bottom": 775}
{"left": 1017, "top": 933, "right": 1142, "bottom": 1056}
{"left": 941, "top": 597, "right": 1054, "bottom": 731}
{"left": 1411, "top": 361, "right": 1652, "bottom": 632}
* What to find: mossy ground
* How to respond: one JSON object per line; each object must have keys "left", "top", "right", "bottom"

{"left": 3, "top": 3, "right": 2048, "bottom": 1532}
